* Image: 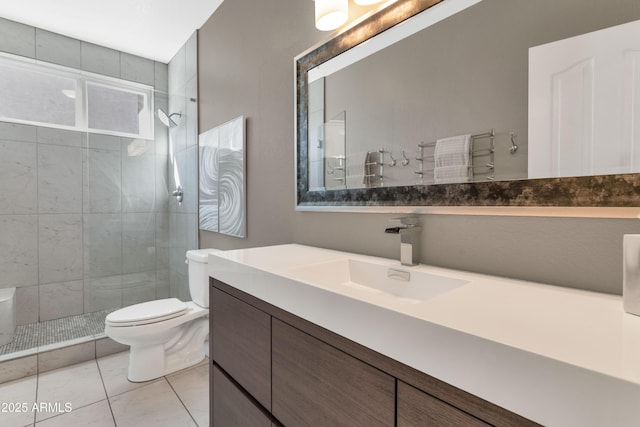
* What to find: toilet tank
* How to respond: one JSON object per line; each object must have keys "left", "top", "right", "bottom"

{"left": 186, "top": 248, "right": 222, "bottom": 308}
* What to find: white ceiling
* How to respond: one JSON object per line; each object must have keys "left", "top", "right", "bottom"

{"left": 0, "top": 0, "right": 224, "bottom": 63}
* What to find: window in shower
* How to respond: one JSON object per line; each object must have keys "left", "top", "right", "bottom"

{"left": 0, "top": 60, "right": 78, "bottom": 127}
{"left": 86, "top": 82, "right": 151, "bottom": 136}
{"left": 0, "top": 53, "right": 153, "bottom": 139}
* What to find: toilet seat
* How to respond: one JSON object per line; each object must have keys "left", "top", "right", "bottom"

{"left": 106, "top": 298, "right": 188, "bottom": 327}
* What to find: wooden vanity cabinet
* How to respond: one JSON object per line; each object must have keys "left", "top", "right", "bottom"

{"left": 210, "top": 285, "right": 271, "bottom": 410}
{"left": 397, "top": 380, "right": 490, "bottom": 427}
{"left": 271, "top": 318, "right": 395, "bottom": 426}
{"left": 210, "top": 279, "right": 538, "bottom": 427}
{"left": 212, "top": 365, "right": 272, "bottom": 427}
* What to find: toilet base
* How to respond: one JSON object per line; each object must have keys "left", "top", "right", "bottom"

{"left": 126, "top": 317, "right": 209, "bottom": 382}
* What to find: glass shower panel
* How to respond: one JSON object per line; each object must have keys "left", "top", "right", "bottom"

{"left": 167, "top": 31, "right": 199, "bottom": 302}
{"left": 83, "top": 132, "right": 170, "bottom": 312}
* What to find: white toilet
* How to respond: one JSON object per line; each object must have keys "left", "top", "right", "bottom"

{"left": 104, "top": 248, "right": 220, "bottom": 382}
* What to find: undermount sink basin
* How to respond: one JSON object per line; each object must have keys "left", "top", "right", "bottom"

{"left": 287, "top": 258, "right": 469, "bottom": 303}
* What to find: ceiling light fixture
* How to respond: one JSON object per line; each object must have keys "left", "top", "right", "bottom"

{"left": 315, "top": 0, "right": 349, "bottom": 31}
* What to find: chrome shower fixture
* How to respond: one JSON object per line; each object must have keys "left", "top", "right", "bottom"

{"left": 157, "top": 108, "right": 182, "bottom": 128}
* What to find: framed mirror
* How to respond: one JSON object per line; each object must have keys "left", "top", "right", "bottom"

{"left": 295, "top": 0, "right": 640, "bottom": 211}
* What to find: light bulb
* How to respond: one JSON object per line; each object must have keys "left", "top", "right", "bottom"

{"left": 315, "top": 0, "right": 348, "bottom": 31}
{"left": 354, "top": 0, "right": 384, "bottom": 5}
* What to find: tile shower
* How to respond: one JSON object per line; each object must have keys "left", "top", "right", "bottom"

{"left": 0, "top": 124, "right": 168, "bottom": 350}
{"left": 0, "top": 18, "right": 198, "bottom": 379}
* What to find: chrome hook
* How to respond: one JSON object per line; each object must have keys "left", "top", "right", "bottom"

{"left": 388, "top": 152, "right": 397, "bottom": 167}
{"left": 509, "top": 132, "right": 518, "bottom": 154}
{"left": 401, "top": 150, "right": 410, "bottom": 166}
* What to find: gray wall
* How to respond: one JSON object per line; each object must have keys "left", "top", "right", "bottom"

{"left": 198, "top": 0, "right": 308, "bottom": 250}
{"left": 0, "top": 18, "right": 170, "bottom": 324}
{"left": 292, "top": 212, "right": 639, "bottom": 295}
{"left": 198, "top": 0, "right": 381, "bottom": 250}
{"left": 198, "top": 0, "right": 640, "bottom": 295}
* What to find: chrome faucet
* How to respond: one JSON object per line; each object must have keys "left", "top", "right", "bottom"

{"left": 384, "top": 217, "right": 421, "bottom": 266}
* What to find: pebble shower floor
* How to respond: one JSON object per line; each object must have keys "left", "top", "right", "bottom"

{"left": 0, "top": 310, "right": 115, "bottom": 357}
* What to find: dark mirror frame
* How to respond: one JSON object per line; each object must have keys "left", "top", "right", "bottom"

{"left": 295, "top": 0, "right": 640, "bottom": 210}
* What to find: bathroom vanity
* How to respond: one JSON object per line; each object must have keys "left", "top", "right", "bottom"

{"left": 208, "top": 245, "right": 640, "bottom": 426}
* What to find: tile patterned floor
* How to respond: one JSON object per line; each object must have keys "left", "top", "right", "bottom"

{"left": 0, "top": 351, "right": 209, "bottom": 427}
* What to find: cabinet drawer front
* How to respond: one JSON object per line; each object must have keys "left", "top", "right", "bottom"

{"left": 212, "top": 365, "right": 272, "bottom": 427}
{"left": 398, "top": 381, "right": 490, "bottom": 427}
{"left": 272, "top": 319, "right": 395, "bottom": 427}
{"left": 211, "top": 286, "right": 271, "bottom": 410}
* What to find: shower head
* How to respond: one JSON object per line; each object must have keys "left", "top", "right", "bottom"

{"left": 157, "top": 108, "right": 182, "bottom": 128}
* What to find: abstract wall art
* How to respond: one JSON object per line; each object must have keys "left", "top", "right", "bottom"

{"left": 198, "top": 116, "right": 246, "bottom": 238}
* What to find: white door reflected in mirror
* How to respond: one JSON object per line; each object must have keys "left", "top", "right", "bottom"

{"left": 529, "top": 19, "right": 640, "bottom": 178}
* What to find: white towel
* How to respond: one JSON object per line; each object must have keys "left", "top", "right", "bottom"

{"left": 434, "top": 165, "right": 470, "bottom": 184}
{"left": 434, "top": 134, "right": 471, "bottom": 167}
{"left": 433, "top": 134, "right": 471, "bottom": 183}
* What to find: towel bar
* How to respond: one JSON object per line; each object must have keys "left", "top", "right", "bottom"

{"left": 418, "top": 128, "right": 495, "bottom": 148}
{"left": 416, "top": 128, "right": 496, "bottom": 182}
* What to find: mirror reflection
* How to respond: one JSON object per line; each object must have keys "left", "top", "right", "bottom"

{"left": 307, "top": 0, "right": 640, "bottom": 191}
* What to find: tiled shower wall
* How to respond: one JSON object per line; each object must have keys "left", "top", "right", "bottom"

{"left": 0, "top": 18, "right": 170, "bottom": 325}
{"left": 168, "top": 32, "right": 199, "bottom": 302}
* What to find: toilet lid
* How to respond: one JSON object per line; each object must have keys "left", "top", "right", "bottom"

{"left": 105, "top": 298, "right": 188, "bottom": 326}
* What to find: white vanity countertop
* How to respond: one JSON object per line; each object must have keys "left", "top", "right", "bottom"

{"left": 208, "top": 244, "right": 640, "bottom": 427}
